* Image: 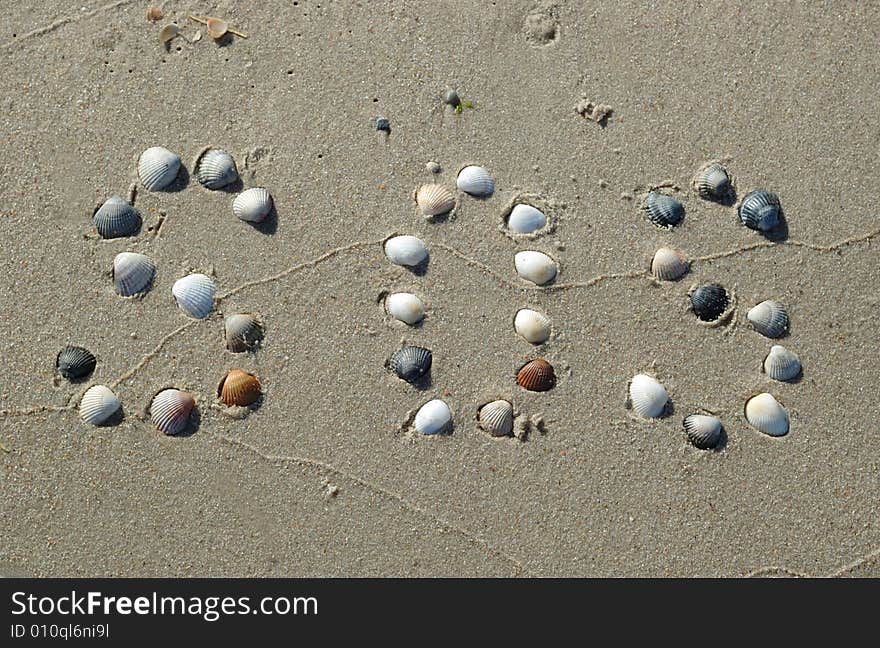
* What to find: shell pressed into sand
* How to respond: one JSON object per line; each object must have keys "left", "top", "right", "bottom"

{"left": 79, "top": 385, "right": 121, "bottom": 426}
{"left": 744, "top": 393, "right": 789, "bottom": 437}
{"left": 628, "top": 374, "right": 668, "bottom": 418}
{"left": 478, "top": 400, "right": 514, "bottom": 437}
{"left": 514, "top": 251, "right": 557, "bottom": 285}
{"left": 414, "top": 399, "right": 452, "bottom": 435}
{"left": 149, "top": 388, "right": 195, "bottom": 435}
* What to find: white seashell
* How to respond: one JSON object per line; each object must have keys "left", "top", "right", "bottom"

{"left": 628, "top": 374, "right": 669, "bottom": 418}
{"left": 763, "top": 345, "right": 801, "bottom": 382}
{"left": 682, "top": 414, "right": 723, "bottom": 449}
{"left": 232, "top": 187, "right": 273, "bottom": 223}
{"left": 138, "top": 146, "right": 181, "bottom": 191}
{"left": 195, "top": 148, "right": 239, "bottom": 189}
{"left": 79, "top": 385, "right": 121, "bottom": 426}
{"left": 113, "top": 252, "right": 156, "bottom": 297}
{"left": 478, "top": 400, "right": 514, "bottom": 437}
{"left": 651, "top": 247, "right": 689, "bottom": 281}
{"left": 385, "top": 292, "right": 425, "bottom": 325}
{"left": 150, "top": 388, "right": 195, "bottom": 436}
{"left": 171, "top": 273, "right": 216, "bottom": 319}
{"left": 415, "top": 184, "right": 456, "bottom": 216}
{"left": 747, "top": 300, "right": 789, "bottom": 338}
{"left": 507, "top": 204, "right": 547, "bottom": 234}
{"left": 513, "top": 308, "right": 551, "bottom": 344}
{"left": 384, "top": 235, "right": 428, "bottom": 268}
{"left": 414, "top": 399, "right": 452, "bottom": 435}
{"left": 514, "top": 251, "right": 557, "bottom": 285}
{"left": 456, "top": 165, "right": 495, "bottom": 197}
{"left": 744, "top": 393, "right": 789, "bottom": 437}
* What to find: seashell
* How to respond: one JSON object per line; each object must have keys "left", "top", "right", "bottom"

{"left": 443, "top": 89, "right": 461, "bottom": 107}
{"left": 149, "top": 388, "right": 195, "bottom": 436}
{"left": 651, "top": 247, "right": 689, "bottom": 281}
{"left": 195, "top": 148, "right": 239, "bottom": 189}
{"left": 763, "top": 345, "right": 801, "bottom": 382}
{"left": 232, "top": 187, "right": 273, "bottom": 223}
{"left": 516, "top": 358, "right": 555, "bottom": 392}
{"left": 514, "top": 308, "right": 551, "bottom": 344}
{"left": 507, "top": 204, "right": 547, "bottom": 234}
{"left": 112, "top": 252, "right": 156, "bottom": 297}
{"left": 375, "top": 117, "right": 390, "bottom": 133}
{"left": 171, "top": 273, "right": 216, "bottom": 319}
{"left": 744, "top": 393, "right": 789, "bottom": 437}
{"left": 388, "top": 346, "right": 432, "bottom": 383}
{"left": 94, "top": 197, "right": 142, "bottom": 239}
{"left": 693, "top": 162, "right": 732, "bottom": 201}
{"left": 217, "top": 369, "right": 262, "bottom": 407}
{"left": 159, "top": 24, "right": 179, "bottom": 44}
{"left": 682, "top": 414, "right": 723, "bottom": 449}
{"left": 514, "top": 251, "right": 557, "bottom": 285}
{"left": 56, "top": 346, "right": 96, "bottom": 380}
{"left": 384, "top": 235, "right": 428, "bottom": 268}
{"left": 224, "top": 313, "right": 264, "bottom": 352}
{"left": 478, "top": 400, "right": 514, "bottom": 437}
{"left": 79, "top": 385, "right": 121, "bottom": 426}
{"left": 747, "top": 300, "right": 789, "bottom": 338}
{"left": 738, "top": 190, "right": 780, "bottom": 232}
{"left": 642, "top": 192, "right": 684, "bottom": 228}
{"left": 414, "top": 399, "right": 452, "bottom": 435}
{"left": 385, "top": 293, "right": 426, "bottom": 325}
{"left": 415, "top": 183, "right": 456, "bottom": 216}
{"left": 138, "top": 146, "right": 181, "bottom": 191}
{"left": 456, "top": 166, "right": 495, "bottom": 198}
{"left": 628, "top": 374, "right": 669, "bottom": 418}
{"left": 206, "top": 17, "right": 229, "bottom": 39}
{"left": 690, "top": 283, "right": 729, "bottom": 322}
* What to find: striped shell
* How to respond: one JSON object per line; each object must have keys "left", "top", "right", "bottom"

{"left": 232, "top": 187, "right": 273, "bottom": 223}
{"left": 763, "top": 345, "right": 801, "bottom": 382}
{"left": 138, "top": 146, "right": 181, "bottom": 191}
{"left": 739, "top": 190, "right": 780, "bottom": 232}
{"left": 416, "top": 183, "right": 456, "bottom": 216}
{"left": 507, "top": 204, "right": 547, "bottom": 234}
{"left": 224, "top": 313, "right": 264, "bottom": 352}
{"left": 113, "top": 252, "right": 156, "bottom": 297}
{"left": 79, "top": 385, "right": 121, "bottom": 426}
{"left": 456, "top": 165, "right": 495, "bottom": 198}
{"left": 747, "top": 300, "right": 789, "bottom": 338}
{"left": 514, "top": 251, "right": 557, "bottom": 285}
{"left": 643, "top": 192, "right": 684, "bottom": 228}
{"left": 218, "top": 369, "right": 262, "bottom": 406}
{"left": 651, "top": 247, "right": 689, "bottom": 281}
{"left": 150, "top": 388, "right": 195, "bottom": 436}
{"left": 195, "top": 148, "right": 239, "bottom": 189}
{"left": 514, "top": 308, "right": 551, "bottom": 344}
{"left": 516, "top": 358, "right": 556, "bottom": 392}
{"left": 690, "top": 283, "right": 729, "bottom": 322}
{"left": 683, "top": 414, "right": 723, "bottom": 449}
{"left": 414, "top": 399, "right": 453, "bottom": 435}
{"left": 628, "top": 374, "right": 668, "bottom": 418}
{"left": 94, "top": 197, "right": 142, "bottom": 239}
{"left": 478, "top": 400, "right": 514, "bottom": 437}
{"left": 56, "top": 346, "right": 97, "bottom": 380}
{"left": 172, "top": 273, "right": 216, "bottom": 319}
{"left": 384, "top": 235, "right": 428, "bottom": 268}
{"left": 693, "top": 162, "right": 731, "bottom": 201}
{"left": 388, "top": 346, "right": 432, "bottom": 383}
{"left": 744, "top": 393, "right": 789, "bottom": 437}
{"left": 384, "top": 292, "right": 426, "bottom": 325}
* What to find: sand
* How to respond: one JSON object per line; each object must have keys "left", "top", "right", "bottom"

{"left": 1, "top": 1, "right": 878, "bottom": 577}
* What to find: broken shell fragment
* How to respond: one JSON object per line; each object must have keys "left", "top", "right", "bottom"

{"left": 763, "top": 345, "right": 801, "bottom": 382}
{"left": 194, "top": 148, "right": 239, "bottom": 189}
{"left": 514, "top": 308, "right": 551, "bottom": 344}
{"left": 456, "top": 165, "right": 495, "bottom": 198}
{"left": 693, "top": 162, "right": 732, "bottom": 201}
{"left": 79, "top": 385, "right": 121, "bottom": 426}
{"left": 690, "top": 283, "right": 729, "bottom": 322}
{"left": 682, "top": 414, "right": 723, "bottom": 450}
{"left": 738, "top": 190, "right": 781, "bottom": 232}
{"left": 171, "top": 273, "right": 216, "bottom": 319}
{"left": 159, "top": 24, "right": 179, "bottom": 44}
{"left": 642, "top": 192, "right": 684, "bottom": 228}
{"left": 414, "top": 399, "right": 452, "bottom": 435}
{"left": 507, "top": 204, "right": 547, "bottom": 234}
{"left": 651, "top": 247, "right": 689, "bottom": 281}
{"left": 415, "top": 183, "right": 456, "bottom": 216}
{"left": 516, "top": 358, "right": 556, "bottom": 392}
{"left": 384, "top": 293, "right": 426, "bottom": 325}
{"left": 149, "top": 388, "right": 195, "bottom": 436}
{"left": 514, "top": 250, "right": 557, "bottom": 285}
{"left": 224, "top": 313, "right": 264, "bottom": 352}
{"left": 94, "top": 197, "right": 142, "bottom": 239}
{"left": 113, "top": 252, "right": 156, "bottom": 297}
{"left": 218, "top": 369, "right": 262, "bottom": 406}
{"left": 478, "top": 400, "right": 514, "bottom": 437}
{"left": 232, "top": 187, "right": 273, "bottom": 223}
{"left": 138, "top": 146, "right": 181, "bottom": 191}
{"left": 56, "top": 346, "right": 97, "bottom": 380}
{"left": 628, "top": 374, "right": 669, "bottom": 418}
{"left": 384, "top": 235, "right": 428, "bottom": 268}
{"left": 388, "top": 346, "right": 432, "bottom": 384}
{"left": 747, "top": 300, "right": 789, "bottom": 338}
{"left": 744, "top": 393, "right": 789, "bottom": 437}
{"left": 206, "top": 17, "right": 229, "bottom": 39}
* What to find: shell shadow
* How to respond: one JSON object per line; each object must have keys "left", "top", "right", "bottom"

{"left": 715, "top": 188, "right": 738, "bottom": 207}
{"left": 659, "top": 400, "right": 675, "bottom": 419}
{"left": 160, "top": 164, "right": 190, "bottom": 193}
{"left": 169, "top": 407, "right": 201, "bottom": 438}
{"left": 762, "top": 211, "right": 789, "bottom": 242}
{"left": 248, "top": 205, "right": 278, "bottom": 235}
{"left": 95, "top": 406, "right": 125, "bottom": 428}
{"left": 410, "top": 371, "right": 433, "bottom": 391}
{"left": 426, "top": 210, "right": 454, "bottom": 224}
{"left": 404, "top": 258, "right": 429, "bottom": 277}
{"left": 216, "top": 177, "right": 245, "bottom": 194}
{"left": 707, "top": 426, "right": 729, "bottom": 452}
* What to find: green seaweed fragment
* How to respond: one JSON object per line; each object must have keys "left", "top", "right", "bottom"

{"left": 455, "top": 100, "right": 475, "bottom": 115}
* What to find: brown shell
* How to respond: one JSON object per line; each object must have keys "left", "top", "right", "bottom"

{"left": 516, "top": 358, "right": 556, "bottom": 392}
{"left": 218, "top": 369, "right": 262, "bottom": 406}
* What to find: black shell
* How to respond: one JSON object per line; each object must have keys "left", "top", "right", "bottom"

{"left": 738, "top": 190, "right": 780, "bottom": 231}
{"left": 56, "top": 345, "right": 97, "bottom": 380}
{"left": 643, "top": 192, "right": 685, "bottom": 228}
{"left": 388, "top": 346, "right": 432, "bottom": 383}
{"left": 690, "top": 283, "right": 729, "bottom": 322}
{"left": 93, "top": 197, "right": 142, "bottom": 239}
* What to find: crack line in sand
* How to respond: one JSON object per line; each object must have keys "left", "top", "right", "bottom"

{"left": 1, "top": 1, "right": 137, "bottom": 51}
{"left": 0, "top": 404, "right": 74, "bottom": 418}
{"left": 746, "top": 543, "right": 880, "bottom": 578}
{"left": 208, "top": 431, "right": 525, "bottom": 576}
{"left": 109, "top": 321, "right": 199, "bottom": 389}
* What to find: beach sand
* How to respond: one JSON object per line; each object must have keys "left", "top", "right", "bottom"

{"left": 1, "top": 1, "right": 878, "bottom": 577}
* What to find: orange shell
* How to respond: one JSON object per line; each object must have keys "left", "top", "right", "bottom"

{"left": 516, "top": 358, "right": 555, "bottom": 392}
{"left": 218, "top": 369, "right": 261, "bottom": 406}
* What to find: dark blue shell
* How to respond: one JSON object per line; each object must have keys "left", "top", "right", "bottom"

{"left": 739, "top": 190, "right": 780, "bottom": 231}
{"left": 690, "top": 284, "right": 729, "bottom": 322}
{"left": 388, "top": 346, "right": 432, "bottom": 383}
{"left": 56, "top": 345, "right": 97, "bottom": 380}
{"left": 643, "top": 192, "right": 685, "bottom": 228}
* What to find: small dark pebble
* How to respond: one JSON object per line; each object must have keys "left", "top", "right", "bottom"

{"left": 375, "top": 118, "right": 390, "bottom": 133}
